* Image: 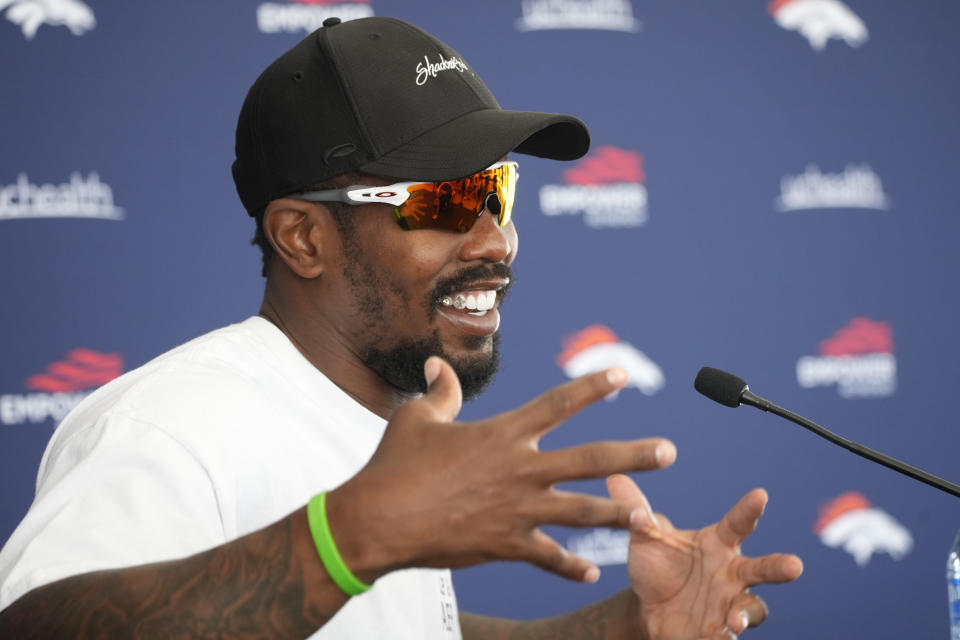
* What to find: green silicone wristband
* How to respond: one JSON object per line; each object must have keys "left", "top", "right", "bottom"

{"left": 306, "top": 491, "right": 372, "bottom": 596}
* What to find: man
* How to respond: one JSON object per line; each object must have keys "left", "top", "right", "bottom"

{"left": 0, "top": 16, "right": 802, "bottom": 639}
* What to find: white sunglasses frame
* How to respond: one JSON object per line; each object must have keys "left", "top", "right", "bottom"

{"left": 291, "top": 160, "right": 518, "bottom": 210}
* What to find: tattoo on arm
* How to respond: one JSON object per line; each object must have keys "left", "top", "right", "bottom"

{"left": 0, "top": 508, "right": 347, "bottom": 639}
{"left": 459, "top": 589, "right": 644, "bottom": 640}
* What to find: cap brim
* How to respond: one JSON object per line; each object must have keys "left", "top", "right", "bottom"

{"left": 359, "top": 109, "right": 590, "bottom": 181}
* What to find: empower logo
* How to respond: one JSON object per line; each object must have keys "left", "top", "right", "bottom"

{"left": 1, "top": 0, "right": 94, "bottom": 39}
{"left": 1, "top": 349, "right": 122, "bottom": 425}
{"left": 769, "top": 0, "right": 867, "bottom": 51}
{"left": 775, "top": 164, "right": 890, "bottom": 212}
{"left": 814, "top": 491, "right": 912, "bottom": 566}
{"left": 256, "top": 0, "right": 373, "bottom": 34}
{"left": 557, "top": 325, "right": 664, "bottom": 396}
{"left": 539, "top": 146, "right": 648, "bottom": 228}
{"left": 0, "top": 172, "right": 125, "bottom": 221}
{"left": 516, "top": 0, "right": 641, "bottom": 33}
{"left": 796, "top": 318, "right": 896, "bottom": 398}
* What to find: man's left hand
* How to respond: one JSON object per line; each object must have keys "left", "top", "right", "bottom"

{"left": 608, "top": 475, "right": 803, "bottom": 640}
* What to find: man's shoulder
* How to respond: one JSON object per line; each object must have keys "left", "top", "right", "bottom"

{"left": 45, "top": 318, "right": 289, "bottom": 458}
{"left": 91, "top": 317, "right": 281, "bottom": 411}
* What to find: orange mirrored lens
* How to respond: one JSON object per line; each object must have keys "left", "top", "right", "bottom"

{"left": 393, "top": 163, "right": 516, "bottom": 232}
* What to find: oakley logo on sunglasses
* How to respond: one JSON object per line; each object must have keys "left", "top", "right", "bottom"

{"left": 415, "top": 54, "right": 468, "bottom": 86}
{"left": 290, "top": 161, "right": 519, "bottom": 233}
{"left": 357, "top": 191, "right": 401, "bottom": 200}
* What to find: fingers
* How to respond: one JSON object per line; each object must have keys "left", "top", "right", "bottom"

{"left": 715, "top": 488, "right": 768, "bottom": 548}
{"left": 726, "top": 593, "right": 768, "bottom": 633}
{"left": 523, "top": 528, "right": 601, "bottom": 583}
{"left": 538, "top": 439, "right": 676, "bottom": 483}
{"left": 532, "top": 491, "right": 635, "bottom": 529}
{"left": 507, "top": 367, "right": 629, "bottom": 437}
{"left": 420, "top": 356, "right": 463, "bottom": 422}
{"left": 737, "top": 552, "right": 804, "bottom": 586}
{"left": 606, "top": 473, "right": 657, "bottom": 529}
{"left": 606, "top": 473, "right": 648, "bottom": 504}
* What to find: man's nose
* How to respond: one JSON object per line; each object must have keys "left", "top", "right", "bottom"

{"left": 458, "top": 203, "right": 514, "bottom": 264}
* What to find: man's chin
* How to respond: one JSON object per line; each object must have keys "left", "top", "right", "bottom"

{"left": 447, "top": 338, "right": 500, "bottom": 401}
{"left": 363, "top": 332, "right": 500, "bottom": 400}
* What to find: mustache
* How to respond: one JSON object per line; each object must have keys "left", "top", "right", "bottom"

{"left": 429, "top": 263, "right": 514, "bottom": 307}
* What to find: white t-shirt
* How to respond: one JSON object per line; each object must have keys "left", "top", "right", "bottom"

{"left": 0, "top": 316, "right": 462, "bottom": 639}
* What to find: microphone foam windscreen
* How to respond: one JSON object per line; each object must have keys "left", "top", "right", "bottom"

{"left": 694, "top": 367, "right": 747, "bottom": 408}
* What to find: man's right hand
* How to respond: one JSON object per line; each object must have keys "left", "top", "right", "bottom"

{"left": 326, "top": 355, "right": 677, "bottom": 585}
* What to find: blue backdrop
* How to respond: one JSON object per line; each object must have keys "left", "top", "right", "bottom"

{"left": 2, "top": 1, "right": 958, "bottom": 637}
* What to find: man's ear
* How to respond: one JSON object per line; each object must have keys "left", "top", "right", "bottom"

{"left": 262, "top": 198, "right": 331, "bottom": 279}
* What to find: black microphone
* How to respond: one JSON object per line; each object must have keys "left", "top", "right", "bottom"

{"left": 694, "top": 366, "right": 960, "bottom": 499}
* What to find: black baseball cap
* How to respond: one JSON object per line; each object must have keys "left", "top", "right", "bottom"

{"left": 232, "top": 16, "right": 590, "bottom": 216}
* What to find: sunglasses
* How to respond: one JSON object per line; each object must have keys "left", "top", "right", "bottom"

{"left": 291, "top": 161, "right": 518, "bottom": 233}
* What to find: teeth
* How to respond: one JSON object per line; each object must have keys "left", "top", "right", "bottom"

{"left": 441, "top": 290, "right": 497, "bottom": 312}
{"left": 476, "top": 291, "right": 492, "bottom": 311}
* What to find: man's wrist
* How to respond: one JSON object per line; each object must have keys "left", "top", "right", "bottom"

{"left": 321, "top": 485, "right": 395, "bottom": 585}
{"left": 625, "top": 589, "right": 651, "bottom": 640}
{"left": 307, "top": 492, "right": 373, "bottom": 595}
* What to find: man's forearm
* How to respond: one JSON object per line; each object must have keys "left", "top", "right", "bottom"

{"left": 0, "top": 507, "right": 347, "bottom": 639}
{"left": 460, "top": 588, "right": 646, "bottom": 640}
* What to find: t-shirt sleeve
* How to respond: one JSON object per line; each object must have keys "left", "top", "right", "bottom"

{"left": 0, "top": 412, "right": 223, "bottom": 611}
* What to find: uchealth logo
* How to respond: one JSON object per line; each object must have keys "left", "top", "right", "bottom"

{"left": 557, "top": 325, "right": 664, "bottom": 396}
{"left": 775, "top": 164, "right": 890, "bottom": 212}
{"left": 768, "top": 0, "right": 868, "bottom": 51}
{"left": 1, "top": 0, "right": 95, "bottom": 40}
{"left": 1, "top": 349, "right": 122, "bottom": 425}
{"left": 814, "top": 491, "right": 913, "bottom": 566}
{"left": 0, "top": 172, "right": 125, "bottom": 221}
{"left": 796, "top": 317, "right": 896, "bottom": 398}
{"left": 516, "top": 0, "right": 641, "bottom": 33}
{"left": 256, "top": 0, "right": 373, "bottom": 34}
{"left": 539, "top": 146, "right": 648, "bottom": 228}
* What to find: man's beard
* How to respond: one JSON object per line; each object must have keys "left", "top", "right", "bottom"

{"left": 363, "top": 331, "right": 501, "bottom": 400}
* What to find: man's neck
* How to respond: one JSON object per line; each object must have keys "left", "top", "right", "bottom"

{"left": 257, "top": 298, "right": 418, "bottom": 421}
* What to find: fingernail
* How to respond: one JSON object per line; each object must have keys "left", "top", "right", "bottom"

{"left": 583, "top": 566, "right": 600, "bottom": 583}
{"left": 606, "top": 366, "right": 628, "bottom": 386}
{"left": 739, "top": 610, "right": 749, "bottom": 631}
{"left": 629, "top": 505, "right": 652, "bottom": 529}
{"left": 424, "top": 358, "right": 440, "bottom": 387}
{"left": 654, "top": 441, "right": 676, "bottom": 465}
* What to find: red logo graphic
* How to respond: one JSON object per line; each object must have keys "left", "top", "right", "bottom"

{"left": 813, "top": 491, "right": 871, "bottom": 535}
{"left": 26, "top": 349, "right": 123, "bottom": 392}
{"left": 557, "top": 325, "right": 620, "bottom": 366}
{"left": 814, "top": 491, "right": 913, "bottom": 566}
{"left": 818, "top": 318, "right": 893, "bottom": 356}
{"left": 563, "top": 146, "right": 645, "bottom": 185}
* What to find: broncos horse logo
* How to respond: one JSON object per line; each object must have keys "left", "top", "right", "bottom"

{"left": 1, "top": 0, "right": 95, "bottom": 39}
{"left": 769, "top": 0, "right": 868, "bottom": 51}
{"left": 814, "top": 492, "right": 913, "bottom": 566}
{"left": 558, "top": 325, "right": 665, "bottom": 397}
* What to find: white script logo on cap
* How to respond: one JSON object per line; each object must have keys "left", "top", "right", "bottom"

{"left": 415, "top": 54, "right": 468, "bottom": 86}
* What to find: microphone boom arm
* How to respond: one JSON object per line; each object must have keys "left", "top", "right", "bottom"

{"left": 750, "top": 390, "right": 960, "bottom": 499}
